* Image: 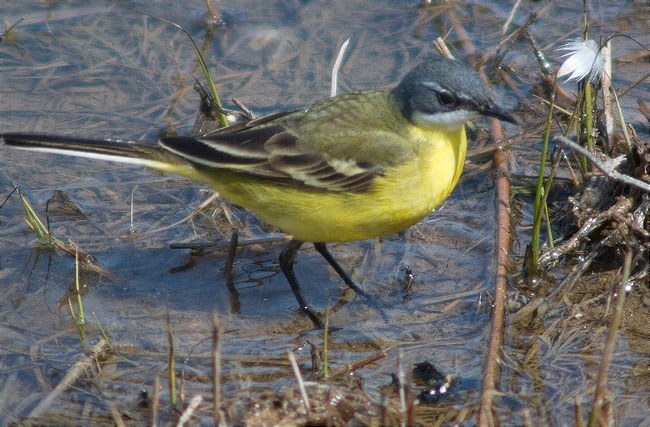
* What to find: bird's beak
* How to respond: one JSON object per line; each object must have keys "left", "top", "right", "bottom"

{"left": 481, "top": 104, "right": 517, "bottom": 125}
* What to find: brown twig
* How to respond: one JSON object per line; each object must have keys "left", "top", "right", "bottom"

{"left": 28, "top": 339, "right": 108, "bottom": 419}
{"left": 143, "top": 192, "right": 222, "bottom": 236}
{"left": 477, "top": 12, "right": 537, "bottom": 69}
{"left": 587, "top": 248, "right": 633, "bottom": 426}
{"left": 446, "top": 7, "right": 513, "bottom": 425}
{"left": 538, "top": 195, "right": 632, "bottom": 268}
{"left": 212, "top": 314, "right": 224, "bottom": 426}
{"left": 329, "top": 350, "right": 386, "bottom": 378}
{"left": 166, "top": 315, "right": 176, "bottom": 407}
{"left": 224, "top": 229, "right": 239, "bottom": 294}
{"left": 170, "top": 234, "right": 291, "bottom": 251}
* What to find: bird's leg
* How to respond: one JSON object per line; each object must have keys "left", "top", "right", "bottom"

{"left": 279, "top": 240, "right": 324, "bottom": 328}
{"left": 313, "top": 242, "right": 371, "bottom": 299}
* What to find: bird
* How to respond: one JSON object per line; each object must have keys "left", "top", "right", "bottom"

{"left": 2, "top": 56, "right": 516, "bottom": 328}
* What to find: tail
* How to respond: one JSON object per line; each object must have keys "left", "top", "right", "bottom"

{"left": 2, "top": 133, "right": 193, "bottom": 176}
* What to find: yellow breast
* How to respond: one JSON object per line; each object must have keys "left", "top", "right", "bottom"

{"left": 204, "top": 125, "right": 467, "bottom": 243}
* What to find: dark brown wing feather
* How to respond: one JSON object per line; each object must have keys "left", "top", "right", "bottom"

{"left": 159, "top": 111, "right": 384, "bottom": 193}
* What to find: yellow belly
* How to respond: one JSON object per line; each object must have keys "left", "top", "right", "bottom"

{"left": 196, "top": 126, "right": 467, "bottom": 242}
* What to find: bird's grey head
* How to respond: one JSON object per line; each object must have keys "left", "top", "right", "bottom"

{"left": 391, "top": 57, "right": 516, "bottom": 129}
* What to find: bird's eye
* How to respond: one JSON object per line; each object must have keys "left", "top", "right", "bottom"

{"left": 437, "top": 91, "right": 456, "bottom": 107}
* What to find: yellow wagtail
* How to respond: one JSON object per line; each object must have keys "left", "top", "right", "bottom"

{"left": 2, "top": 56, "right": 515, "bottom": 327}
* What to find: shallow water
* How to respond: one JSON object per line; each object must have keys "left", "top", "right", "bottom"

{"left": 1, "top": 1, "right": 648, "bottom": 425}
